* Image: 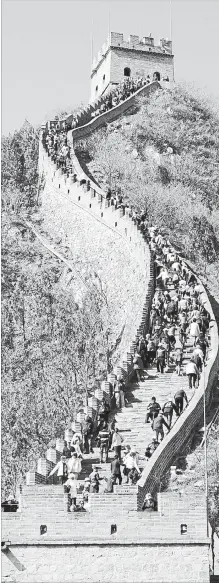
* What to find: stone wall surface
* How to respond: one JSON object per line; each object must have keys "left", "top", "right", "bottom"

{"left": 110, "top": 49, "right": 174, "bottom": 85}
{"left": 39, "top": 149, "right": 150, "bottom": 366}
{"left": 2, "top": 543, "right": 210, "bottom": 583}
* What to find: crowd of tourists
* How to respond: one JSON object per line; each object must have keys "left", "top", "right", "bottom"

{"left": 90, "top": 74, "right": 161, "bottom": 119}
{"left": 42, "top": 129, "right": 72, "bottom": 175}
{"left": 41, "top": 83, "right": 211, "bottom": 515}
{"left": 41, "top": 73, "right": 164, "bottom": 175}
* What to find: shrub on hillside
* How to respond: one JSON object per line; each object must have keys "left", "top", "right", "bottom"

{"left": 77, "top": 84, "right": 219, "bottom": 280}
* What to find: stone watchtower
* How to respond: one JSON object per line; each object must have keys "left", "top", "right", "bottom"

{"left": 90, "top": 32, "right": 174, "bottom": 103}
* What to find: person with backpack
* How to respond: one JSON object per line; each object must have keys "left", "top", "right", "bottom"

{"left": 192, "top": 347, "right": 203, "bottom": 373}
{"left": 162, "top": 400, "right": 179, "bottom": 427}
{"left": 174, "top": 388, "right": 188, "bottom": 415}
{"left": 48, "top": 455, "right": 68, "bottom": 485}
{"left": 152, "top": 412, "right": 170, "bottom": 442}
{"left": 156, "top": 343, "right": 166, "bottom": 373}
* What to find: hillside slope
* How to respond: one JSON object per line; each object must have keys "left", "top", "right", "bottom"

{"left": 77, "top": 83, "right": 219, "bottom": 297}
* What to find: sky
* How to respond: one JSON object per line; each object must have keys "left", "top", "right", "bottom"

{"left": 2, "top": 0, "right": 219, "bottom": 135}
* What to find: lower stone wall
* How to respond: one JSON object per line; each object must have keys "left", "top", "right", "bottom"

{"left": 1, "top": 542, "right": 210, "bottom": 583}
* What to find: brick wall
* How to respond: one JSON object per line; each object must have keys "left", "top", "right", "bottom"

{"left": 91, "top": 51, "right": 112, "bottom": 103}
{"left": 73, "top": 80, "right": 160, "bottom": 142}
{"left": 1, "top": 542, "right": 210, "bottom": 582}
{"left": 110, "top": 49, "right": 174, "bottom": 85}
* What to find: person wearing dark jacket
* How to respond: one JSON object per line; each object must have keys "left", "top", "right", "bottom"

{"left": 145, "top": 397, "right": 161, "bottom": 423}
{"left": 174, "top": 389, "right": 188, "bottom": 415}
{"left": 63, "top": 441, "right": 71, "bottom": 459}
{"left": 145, "top": 438, "right": 159, "bottom": 460}
{"left": 111, "top": 455, "right": 122, "bottom": 485}
{"left": 156, "top": 344, "right": 166, "bottom": 373}
{"left": 152, "top": 412, "right": 170, "bottom": 442}
{"left": 82, "top": 416, "right": 94, "bottom": 454}
{"left": 98, "top": 398, "right": 110, "bottom": 425}
{"left": 162, "top": 400, "right": 179, "bottom": 427}
{"left": 98, "top": 422, "right": 110, "bottom": 463}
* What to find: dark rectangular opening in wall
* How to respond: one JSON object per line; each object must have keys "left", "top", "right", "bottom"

{"left": 125, "top": 228, "right": 127, "bottom": 236}
{"left": 130, "top": 237, "right": 131, "bottom": 241}
{"left": 115, "top": 222, "right": 117, "bottom": 227}
{"left": 40, "top": 525, "right": 47, "bottom": 535}
{"left": 101, "top": 212, "right": 103, "bottom": 218}
{"left": 180, "top": 524, "right": 187, "bottom": 535}
{"left": 68, "top": 189, "right": 70, "bottom": 194}
{"left": 59, "top": 184, "right": 60, "bottom": 189}
{"left": 111, "top": 524, "right": 117, "bottom": 534}
{"left": 89, "top": 204, "right": 92, "bottom": 208}
{"left": 78, "top": 196, "right": 80, "bottom": 201}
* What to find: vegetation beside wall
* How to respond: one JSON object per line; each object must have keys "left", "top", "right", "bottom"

{"left": 77, "top": 84, "right": 219, "bottom": 293}
{"left": 1, "top": 122, "right": 110, "bottom": 498}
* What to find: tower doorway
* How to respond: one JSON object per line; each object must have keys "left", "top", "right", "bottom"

{"left": 153, "top": 71, "right": 160, "bottom": 81}
{"left": 124, "top": 67, "right": 131, "bottom": 77}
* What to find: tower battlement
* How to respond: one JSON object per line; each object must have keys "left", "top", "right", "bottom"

{"left": 90, "top": 31, "right": 174, "bottom": 103}
{"left": 91, "top": 32, "right": 173, "bottom": 76}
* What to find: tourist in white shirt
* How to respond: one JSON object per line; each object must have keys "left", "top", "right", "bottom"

{"left": 123, "top": 451, "right": 141, "bottom": 484}
{"left": 112, "top": 428, "right": 124, "bottom": 460}
{"left": 186, "top": 359, "right": 200, "bottom": 389}
{"left": 65, "top": 473, "right": 78, "bottom": 510}
{"left": 190, "top": 318, "right": 200, "bottom": 346}
{"left": 67, "top": 453, "right": 82, "bottom": 480}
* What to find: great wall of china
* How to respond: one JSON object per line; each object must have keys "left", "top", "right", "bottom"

{"left": 2, "top": 80, "right": 219, "bottom": 583}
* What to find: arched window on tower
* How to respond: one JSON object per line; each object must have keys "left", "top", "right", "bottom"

{"left": 124, "top": 67, "right": 131, "bottom": 77}
{"left": 153, "top": 71, "right": 161, "bottom": 81}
